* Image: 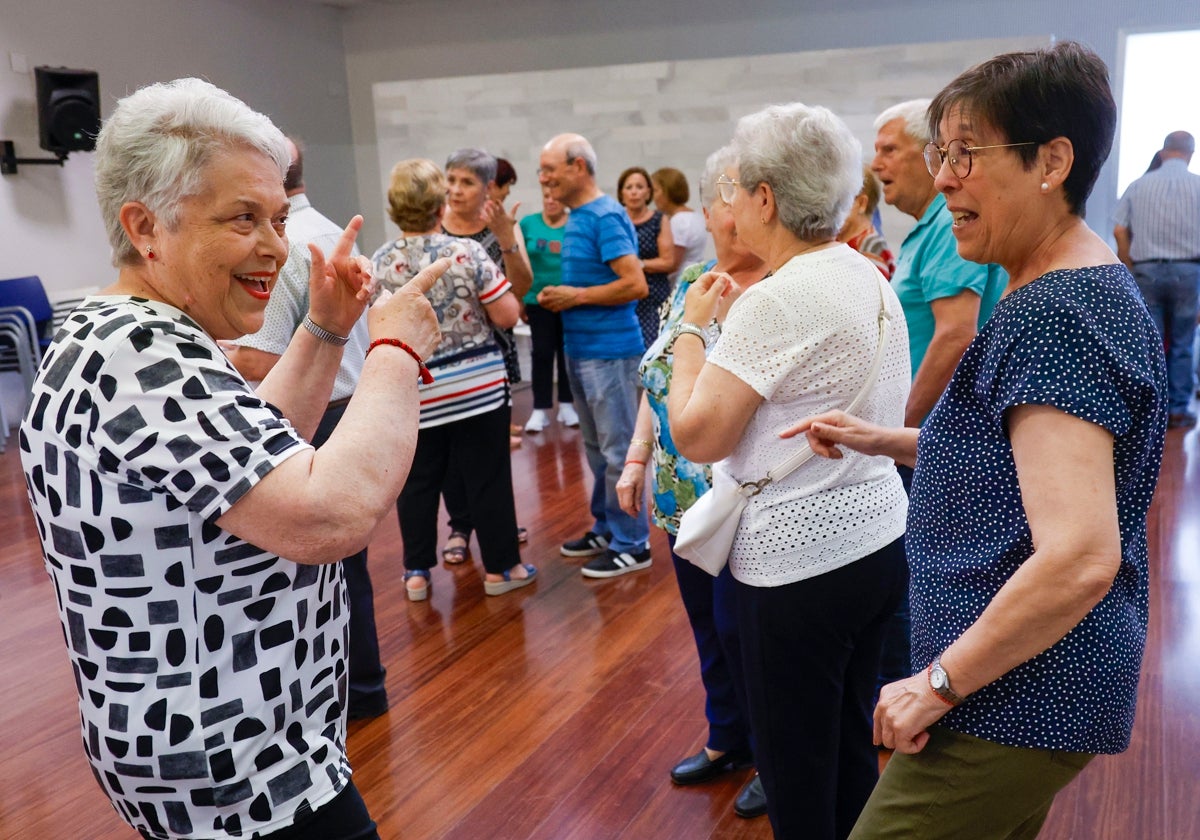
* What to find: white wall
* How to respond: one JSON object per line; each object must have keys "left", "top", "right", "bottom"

{"left": 341, "top": 0, "right": 1200, "bottom": 250}
{"left": 369, "top": 37, "right": 1046, "bottom": 251}
{"left": 0, "top": 0, "right": 357, "bottom": 298}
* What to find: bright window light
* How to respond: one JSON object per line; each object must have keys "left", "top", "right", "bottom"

{"left": 1117, "top": 29, "right": 1200, "bottom": 195}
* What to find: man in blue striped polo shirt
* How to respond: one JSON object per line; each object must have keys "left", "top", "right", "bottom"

{"left": 1115, "top": 130, "right": 1200, "bottom": 428}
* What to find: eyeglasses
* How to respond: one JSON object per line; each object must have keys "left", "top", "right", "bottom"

{"left": 715, "top": 174, "right": 741, "bottom": 204}
{"left": 922, "top": 139, "right": 1037, "bottom": 179}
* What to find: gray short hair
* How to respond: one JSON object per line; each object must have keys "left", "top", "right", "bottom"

{"left": 874, "top": 98, "right": 932, "bottom": 143}
{"left": 445, "top": 147, "right": 497, "bottom": 185}
{"left": 732, "top": 103, "right": 862, "bottom": 241}
{"left": 94, "top": 78, "right": 289, "bottom": 267}
{"left": 564, "top": 137, "right": 597, "bottom": 176}
{"left": 698, "top": 144, "right": 736, "bottom": 209}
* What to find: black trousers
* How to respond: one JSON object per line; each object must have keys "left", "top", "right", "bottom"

{"left": 525, "top": 302, "right": 573, "bottom": 408}
{"left": 736, "top": 537, "right": 907, "bottom": 840}
{"left": 398, "top": 403, "right": 521, "bottom": 575}
{"left": 313, "top": 403, "right": 387, "bottom": 712}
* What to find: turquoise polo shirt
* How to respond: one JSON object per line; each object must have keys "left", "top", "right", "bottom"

{"left": 892, "top": 192, "right": 1007, "bottom": 378}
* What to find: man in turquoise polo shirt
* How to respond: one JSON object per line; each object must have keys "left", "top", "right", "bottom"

{"left": 537, "top": 133, "right": 653, "bottom": 579}
{"left": 870, "top": 99, "right": 1007, "bottom": 694}
{"left": 873, "top": 99, "right": 1006, "bottom": 427}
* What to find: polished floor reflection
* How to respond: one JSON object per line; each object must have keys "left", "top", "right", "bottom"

{"left": 1, "top": 389, "right": 1197, "bottom": 839}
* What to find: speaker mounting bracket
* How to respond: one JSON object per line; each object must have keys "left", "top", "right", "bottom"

{"left": 1, "top": 140, "right": 69, "bottom": 175}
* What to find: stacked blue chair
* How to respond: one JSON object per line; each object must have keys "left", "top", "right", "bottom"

{"left": 0, "top": 275, "right": 55, "bottom": 441}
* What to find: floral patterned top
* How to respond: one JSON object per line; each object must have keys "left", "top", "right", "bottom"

{"left": 638, "top": 261, "right": 719, "bottom": 534}
{"left": 371, "top": 233, "right": 511, "bottom": 428}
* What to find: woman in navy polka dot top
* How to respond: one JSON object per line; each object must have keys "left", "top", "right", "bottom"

{"left": 794, "top": 42, "right": 1167, "bottom": 838}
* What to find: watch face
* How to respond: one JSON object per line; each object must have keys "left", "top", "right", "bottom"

{"left": 930, "top": 666, "right": 947, "bottom": 690}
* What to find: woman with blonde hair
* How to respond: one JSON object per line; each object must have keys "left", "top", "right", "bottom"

{"left": 374, "top": 158, "right": 535, "bottom": 601}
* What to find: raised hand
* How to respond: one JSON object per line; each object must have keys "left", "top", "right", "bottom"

{"left": 307, "top": 215, "right": 375, "bottom": 336}
{"left": 482, "top": 198, "right": 522, "bottom": 247}
{"left": 682, "top": 270, "right": 732, "bottom": 327}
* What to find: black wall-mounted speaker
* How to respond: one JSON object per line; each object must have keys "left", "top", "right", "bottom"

{"left": 35, "top": 66, "right": 100, "bottom": 154}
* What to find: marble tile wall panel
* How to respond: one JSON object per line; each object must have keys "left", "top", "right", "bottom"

{"left": 373, "top": 35, "right": 1046, "bottom": 246}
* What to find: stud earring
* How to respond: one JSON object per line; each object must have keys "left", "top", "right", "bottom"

{"left": 1040, "top": 182, "right": 1049, "bottom": 192}
{"left": 146, "top": 247, "right": 156, "bottom": 259}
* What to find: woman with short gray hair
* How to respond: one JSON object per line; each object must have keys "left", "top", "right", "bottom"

{"left": 666, "top": 102, "right": 911, "bottom": 839}
{"left": 23, "top": 77, "right": 445, "bottom": 839}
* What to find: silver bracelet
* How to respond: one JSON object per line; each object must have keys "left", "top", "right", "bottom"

{"left": 667, "top": 322, "right": 708, "bottom": 352}
{"left": 302, "top": 313, "right": 350, "bottom": 346}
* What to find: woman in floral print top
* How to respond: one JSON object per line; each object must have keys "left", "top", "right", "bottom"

{"left": 614, "top": 146, "right": 770, "bottom": 814}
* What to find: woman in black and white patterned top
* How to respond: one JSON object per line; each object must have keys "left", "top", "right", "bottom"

{"left": 19, "top": 78, "right": 445, "bottom": 840}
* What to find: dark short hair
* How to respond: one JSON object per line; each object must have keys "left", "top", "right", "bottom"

{"left": 495, "top": 157, "right": 517, "bottom": 187}
{"left": 652, "top": 167, "right": 689, "bottom": 204}
{"left": 927, "top": 40, "right": 1115, "bottom": 217}
{"left": 616, "top": 166, "right": 653, "bottom": 207}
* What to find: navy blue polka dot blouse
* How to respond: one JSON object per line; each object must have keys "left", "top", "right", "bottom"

{"left": 910, "top": 264, "right": 1167, "bottom": 753}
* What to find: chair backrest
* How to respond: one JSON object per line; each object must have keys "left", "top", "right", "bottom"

{"left": 0, "top": 276, "right": 53, "bottom": 323}
{"left": 0, "top": 276, "right": 54, "bottom": 347}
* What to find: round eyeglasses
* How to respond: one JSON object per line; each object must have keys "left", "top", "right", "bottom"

{"left": 923, "top": 139, "right": 1037, "bottom": 179}
{"left": 715, "top": 173, "right": 741, "bottom": 204}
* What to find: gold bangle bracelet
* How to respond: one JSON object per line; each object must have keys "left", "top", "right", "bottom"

{"left": 629, "top": 438, "right": 654, "bottom": 450}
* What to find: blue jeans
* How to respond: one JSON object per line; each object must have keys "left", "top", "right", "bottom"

{"left": 1134, "top": 261, "right": 1200, "bottom": 414}
{"left": 566, "top": 354, "right": 649, "bottom": 552}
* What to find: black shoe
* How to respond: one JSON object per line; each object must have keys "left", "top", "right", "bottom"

{"left": 669, "top": 748, "right": 751, "bottom": 785}
{"left": 581, "top": 547, "right": 651, "bottom": 578}
{"left": 560, "top": 531, "right": 610, "bottom": 557}
{"left": 734, "top": 774, "right": 767, "bottom": 819}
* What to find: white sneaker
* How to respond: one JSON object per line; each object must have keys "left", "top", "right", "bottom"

{"left": 557, "top": 403, "right": 580, "bottom": 427}
{"left": 524, "top": 409, "right": 549, "bottom": 433}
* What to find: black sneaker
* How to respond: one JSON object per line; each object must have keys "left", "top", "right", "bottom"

{"left": 581, "top": 547, "right": 652, "bottom": 578}
{"left": 561, "top": 531, "right": 610, "bottom": 557}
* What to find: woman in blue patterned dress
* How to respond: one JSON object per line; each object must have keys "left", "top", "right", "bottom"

{"left": 616, "top": 146, "right": 769, "bottom": 819}
{"left": 795, "top": 43, "right": 1167, "bottom": 839}
{"left": 373, "top": 158, "right": 535, "bottom": 601}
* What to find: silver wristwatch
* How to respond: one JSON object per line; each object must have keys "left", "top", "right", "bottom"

{"left": 928, "top": 656, "right": 964, "bottom": 706}
{"left": 666, "top": 322, "right": 708, "bottom": 353}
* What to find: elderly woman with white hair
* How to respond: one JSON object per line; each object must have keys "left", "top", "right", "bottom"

{"left": 19, "top": 78, "right": 445, "bottom": 839}
{"left": 667, "top": 104, "right": 911, "bottom": 839}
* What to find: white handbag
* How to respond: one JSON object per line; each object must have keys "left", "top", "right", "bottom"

{"left": 673, "top": 272, "right": 894, "bottom": 575}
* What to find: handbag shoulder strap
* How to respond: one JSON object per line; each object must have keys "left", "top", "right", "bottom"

{"left": 746, "top": 271, "right": 894, "bottom": 493}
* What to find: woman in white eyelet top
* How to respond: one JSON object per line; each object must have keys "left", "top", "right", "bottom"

{"left": 667, "top": 102, "right": 910, "bottom": 840}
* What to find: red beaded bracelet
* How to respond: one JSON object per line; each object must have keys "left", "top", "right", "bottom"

{"left": 366, "top": 338, "right": 434, "bottom": 384}
{"left": 624, "top": 458, "right": 647, "bottom": 466}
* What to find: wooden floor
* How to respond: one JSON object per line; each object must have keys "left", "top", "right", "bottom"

{"left": 1, "top": 386, "right": 1198, "bottom": 839}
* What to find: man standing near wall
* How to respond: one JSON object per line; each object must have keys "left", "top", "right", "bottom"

{"left": 536, "top": 133, "right": 652, "bottom": 579}
{"left": 225, "top": 137, "right": 388, "bottom": 719}
{"left": 1115, "top": 130, "right": 1200, "bottom": 428}
{"left": 870, "top": 100, "right": 1007, "bottom": 691}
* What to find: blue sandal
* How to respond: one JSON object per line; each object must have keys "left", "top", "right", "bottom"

{"left": 484, "top": 563, "right": 537, "bottom": 597}
{"left": 404, "top": 569, "right": 431, "bottom": 602}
